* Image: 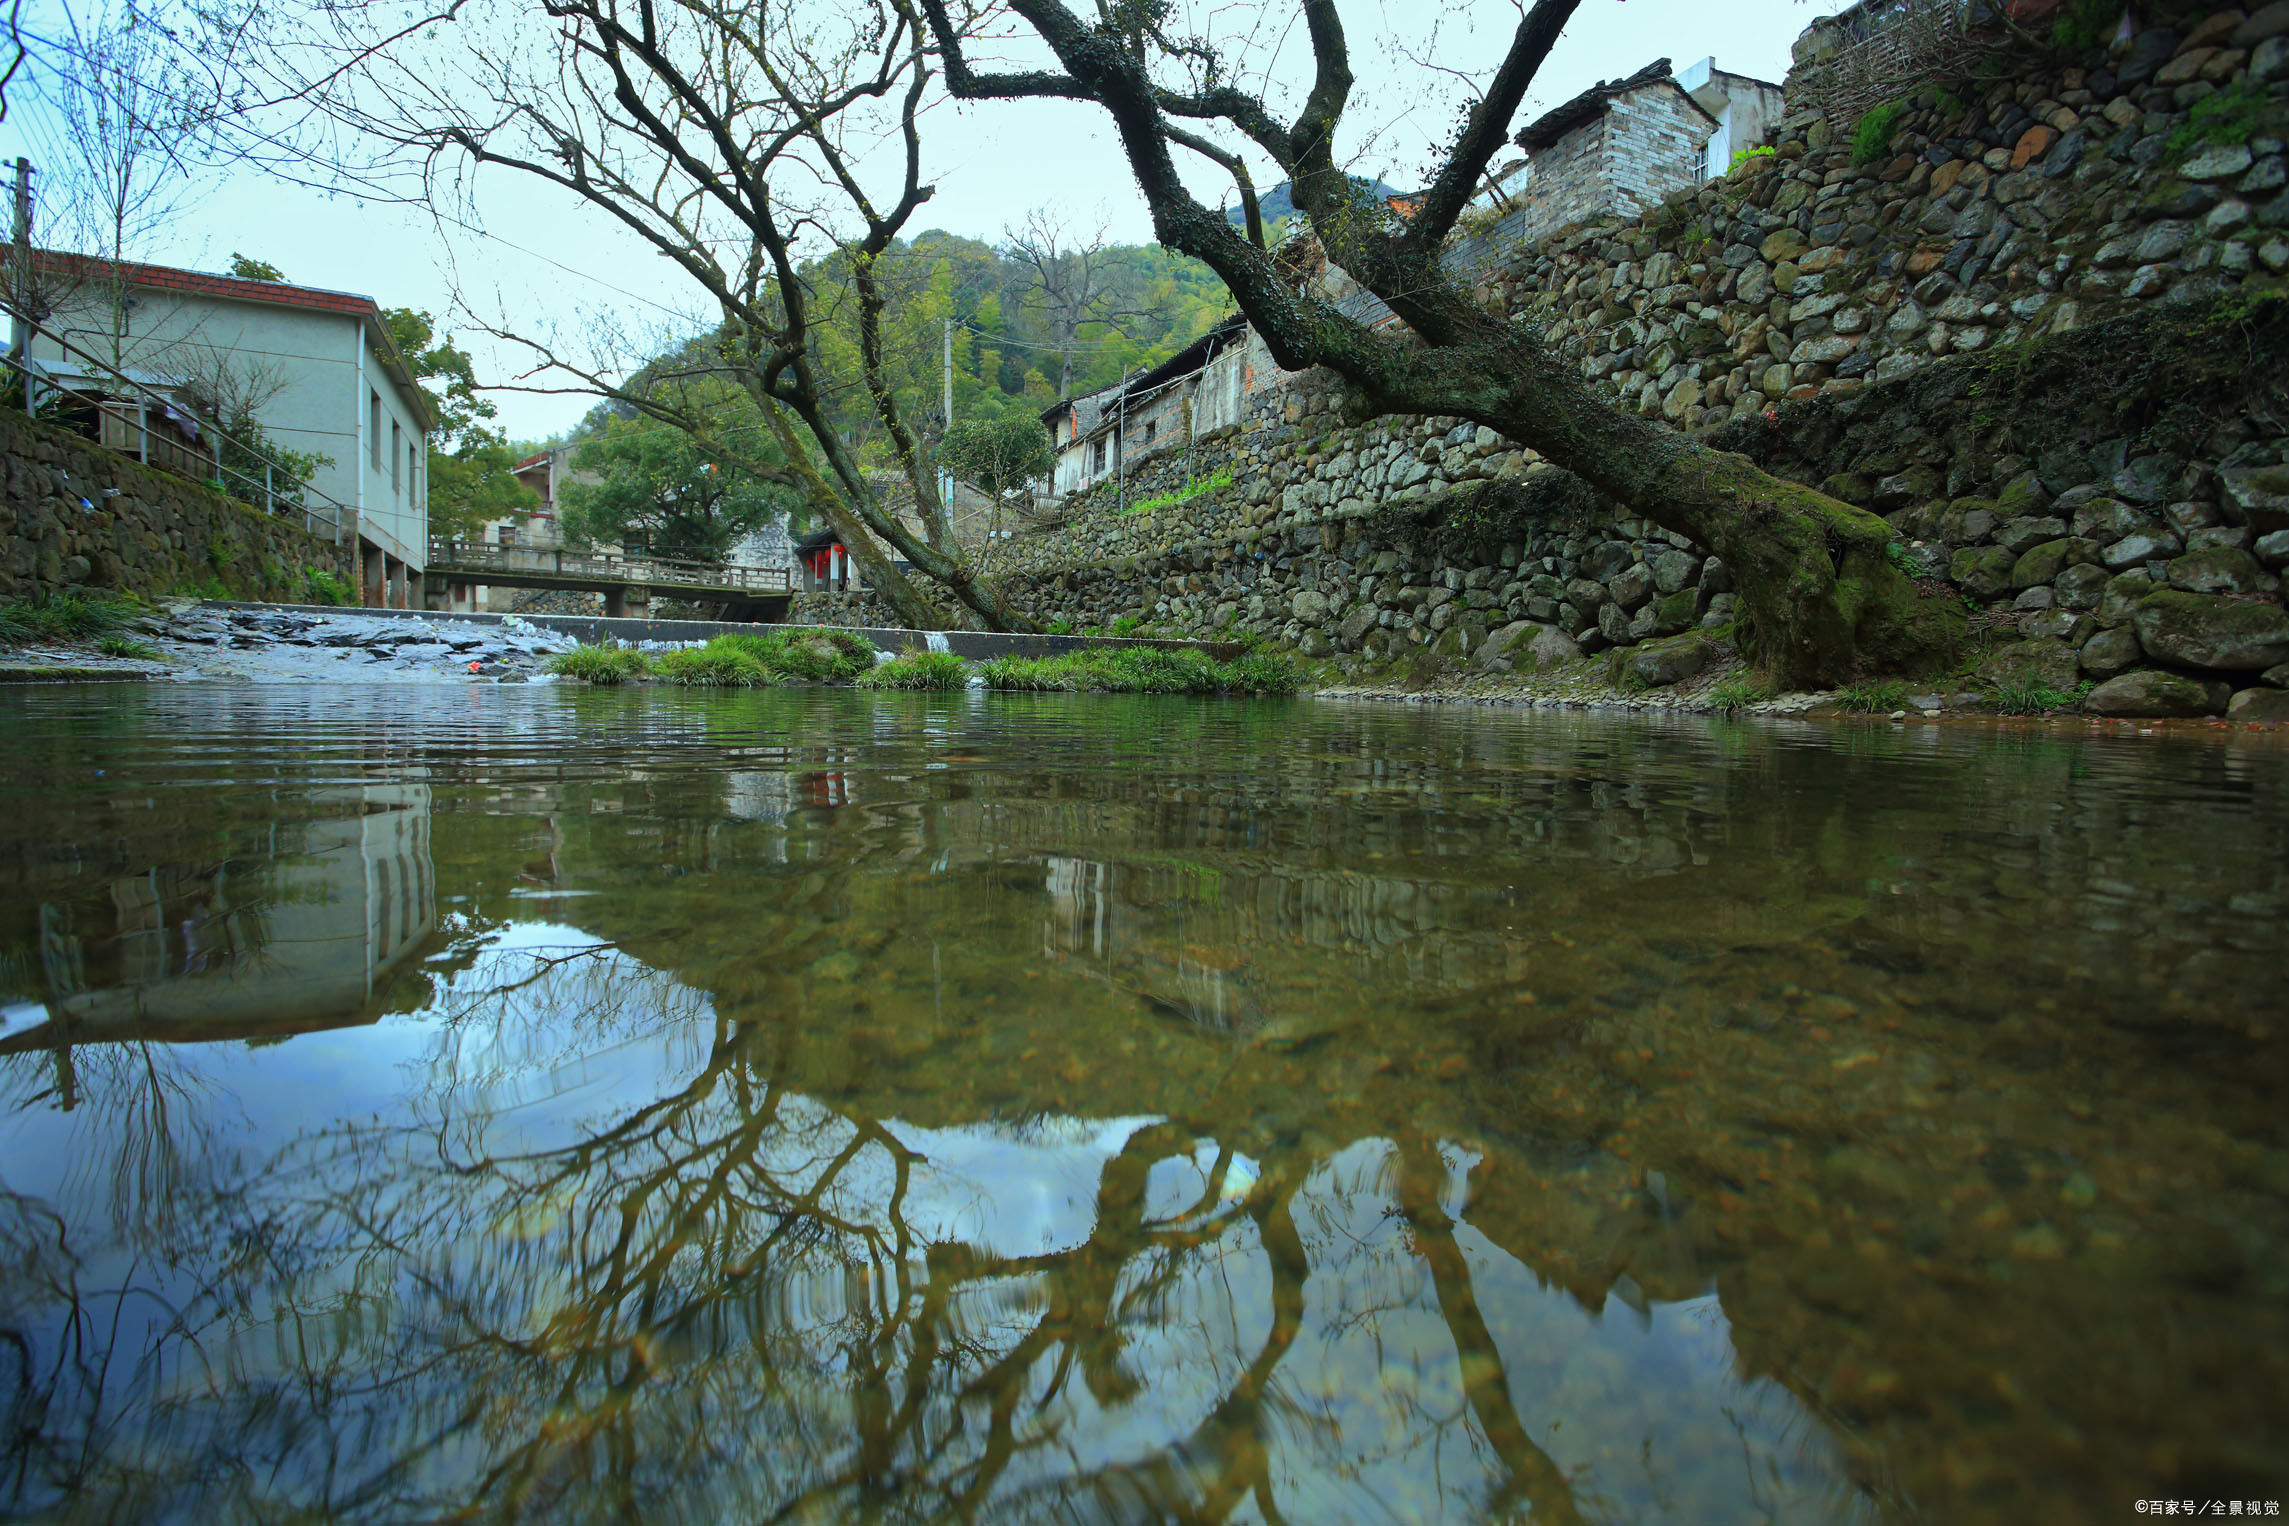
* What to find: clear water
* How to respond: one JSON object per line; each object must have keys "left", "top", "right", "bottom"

{"left": 0, "top": 686, "right": 2283, "bottom": 1523}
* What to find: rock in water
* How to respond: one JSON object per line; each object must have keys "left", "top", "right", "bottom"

{"left": 2081, "top": 669, "right": 2232, "bottom": 716}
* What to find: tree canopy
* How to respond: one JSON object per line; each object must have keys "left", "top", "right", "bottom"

{"left": 560, "top": 414, "right": 798, "bottom": 562}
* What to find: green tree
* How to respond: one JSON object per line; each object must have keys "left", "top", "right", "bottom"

{"left": 227, "top": 252, "right": 286, "bottom": 282}
{"left": 941, "top": 411, "right": 1053, "bottom": 502}
{"left": 559, "top": 415, "right": 793, "bottom": 562}
{"left": 380, "top": 307, "right": 539, "bottom": 538}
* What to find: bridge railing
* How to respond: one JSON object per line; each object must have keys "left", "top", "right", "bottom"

{"left": 426, "top": 538, "right": 793, "bottom": 594}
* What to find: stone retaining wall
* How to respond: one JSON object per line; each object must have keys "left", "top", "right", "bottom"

{"left": 1, "top": 407, "right": 354, "bottom": 606}
{"left": 938, "top": 21, "right": 2289, "bottom": 714}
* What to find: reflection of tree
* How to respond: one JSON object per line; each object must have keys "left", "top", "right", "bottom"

{"left": 0, "top": 935, "right": 1614, "bottom": 1521}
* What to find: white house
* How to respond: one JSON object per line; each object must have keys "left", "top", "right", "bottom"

{"left": 17, "top": 250, "right": 437, "bottom": 608}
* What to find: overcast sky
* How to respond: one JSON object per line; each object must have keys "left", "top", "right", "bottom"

{"left": 2, "top": 0, "right": 1843, "bottom": 442}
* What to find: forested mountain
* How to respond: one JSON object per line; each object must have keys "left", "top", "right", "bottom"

{"left": 565, "top": 227, "right": 1236, "bottom": 470}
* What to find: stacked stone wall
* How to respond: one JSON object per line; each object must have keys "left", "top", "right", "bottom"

{"left": 1, "top": 407, "right": 355, "bottom": 607}
{"left": 938, "top": 22, "right": 2289, "bottom": 713}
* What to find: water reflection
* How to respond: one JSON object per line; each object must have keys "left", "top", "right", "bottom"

{"left": 0, "top": 686, "right": 2282, "bottom": 1522}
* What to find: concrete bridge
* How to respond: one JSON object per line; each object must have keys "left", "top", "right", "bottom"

{"left": 421, "top": 538, "right": 795, "bottom": 620}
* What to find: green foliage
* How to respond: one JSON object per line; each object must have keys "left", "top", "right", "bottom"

{"left": 1850, "top": 101, "right": 1909, "bottom": 167}
{"left": 2169, "top": 82, "right": 2278, "bottom": 155}
{"left": 428, "top": 429, "right": 542, "bottom": 541}
{"left": 562, "top": 415, "right": 796, "bottom": 562}
{"left": 654, "top": 645, "right": 768, "bottom": 687}
{"left": 550, "top": 642, "right": 655, "bottom": 685}
{"left": 941, "top": 413, "right": 1054, "bottom": 499}
{"left": 975, "top": 646, "right": 1300, "bottom": 696}
{"left": 1044, "top": 618, "right": 1072, "bottom": 636}
{"left": 302, "top": 566, "right": 356, "bottom": 605}
{"left": 2048, "top": 0, "right": 2122, "bottom": 53}
{"left": 205, "top": 535, "right": 237, "bottom": 572}
{"left": 1123, "top": 464, "right": 1235, "bottom": 517}
{"left": 1706, "top": 676, "right": 1771, "bottom": 715}
{"left": 0, "top": 590, "right": 138, "bottom": 646}
{"left": 97, "top": 634, "right": 158, "bottom": 660}
{"left": 1109, "top": 615, "right": 1145, "bottom": 637}
{"left": 858, "top": 650, "right": 969, "bottom": 689}
{"left": 717, "top": 628, "right": 876, "bottom": 682}
{"left": 1839, "top": 678, "right": 1913, "bottom": 713}
{"left": 647, "top": 629, "right": 876, "bottom": 688}
{"left": 1727, "top": 145, "right": 1776, "bottom": 172}
{"left": 227, "top": 253, "right": 287, "bottom": 282}
{"left": 1991, "top": 677, "right": 2091, "bottom": 715}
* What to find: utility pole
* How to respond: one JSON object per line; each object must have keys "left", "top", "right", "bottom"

{"left": 10, "top": 159, "right": 32, "bottom": 398}
{"left": 940, "top": 317, "right": 954, "bottom": 531}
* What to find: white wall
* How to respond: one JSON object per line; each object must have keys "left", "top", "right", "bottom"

{"left": 30, "top": 284, "right": 431, "bottom": 567}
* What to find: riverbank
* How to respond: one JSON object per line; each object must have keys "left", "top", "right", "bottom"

{"left": 4, "top": 599, "right": 2286, "bottom": 728}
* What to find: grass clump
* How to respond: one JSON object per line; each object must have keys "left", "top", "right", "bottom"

{"left": 710, "top": 627, "right": 876, "bottom": 682}
{"left": 550, "top": 642, "right": 654, "bottom": 685}
{"left": 1850, "top": 100, "right": 1908, "bottom": 167}
{"left": 304, "top": 566, "right": 356, "bottom": 605}
{"left": 1991, "top": 677, "right": 2089, "bottom": 715}
{"left": 1706, "top": 676, "right": 1770, "bottom": 715}
{"left": 0, "top": 591, "right": 139, "bottom": 646}
{"left": 859, "top": 650, "right": 970, "bottom": 689}
{"left": 976, "top": 645, "right": 1301, "bottom": 696}
{"left": 654, "top": 645, "right": 769, "bottom": 687}
{"left": 97, "top": 634, "right": 159, "bottom": 660}
{"left": 1122, "top": 464, "right": 1235, "bottom": 517}
{"left": 1839, "top": 678, "right": 1912, "bottom": 713}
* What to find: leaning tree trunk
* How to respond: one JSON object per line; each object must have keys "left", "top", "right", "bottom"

{"left": 1270, "top": 285, "right": 1964, "bottom": 690}
{"left": 1439, "top": 321, "right": 1960, "bottom": 688}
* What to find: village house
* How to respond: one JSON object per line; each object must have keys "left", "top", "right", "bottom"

{"left": 1503, "top": 56, "right": 1783, "bottom": 246}
{"left": 12, "top": 250, "right": 437, "bottom": 608}
{"left": 1041, "top": 315, "right": 1260, "bottom": 499}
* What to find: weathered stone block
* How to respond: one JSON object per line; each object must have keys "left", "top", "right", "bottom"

{"left": 2134, "top": 590, "right": 2289, "bottom": 670}
{"left": 2083, "top": 668, "right": 2232, "bottom": 716}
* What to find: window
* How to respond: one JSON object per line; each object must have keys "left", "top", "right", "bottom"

{"left": 391, "top": 421, "right": 402, "bottom": 494}
{"left": 369, "top": 390, "right": 382, "bottom": 469}
{"left": 1092, "top": 438, "right": 1107, "bottom": 474}
{"left": 1145, "top": 419, "right": 1158, "bottom": 444}
{"left": 498, "top": 523, "right": 517, "bottom": 549}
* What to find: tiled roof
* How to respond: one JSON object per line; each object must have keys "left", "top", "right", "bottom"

{"left": 4, "top": 245, "right": 436, "bottom": 431}
{"left": 12, "top": 244, "right": 381, "bottom": 317}
{"left": 1516, "top": 57, "right": 1679, "bottom": 153}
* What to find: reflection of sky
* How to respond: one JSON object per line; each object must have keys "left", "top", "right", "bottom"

{"left": 2, "top": 917, "right": 1863, "bottom": 1523}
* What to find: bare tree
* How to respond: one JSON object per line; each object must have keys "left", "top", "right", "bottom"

{"left": 255, "top": 0, "right": 1035, "bottom": 631}
{"left": 917, "top": 0, "right": 1963, "bottom": 686}
{"left": 20, "top": 2, "right": 214, "bottom": 368}
{"left": 1003, "top": 206, "right": 1146, "bottom": 400}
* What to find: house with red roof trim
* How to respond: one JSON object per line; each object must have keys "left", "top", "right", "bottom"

{"left": 11, "top": 247, "right": 438, "bottom": 607}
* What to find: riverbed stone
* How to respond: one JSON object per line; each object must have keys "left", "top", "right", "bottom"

{"left": 2082, "top": 669, "right": 2234, "bottom": 716}
{"left": 1616, "top": 637, "right": 1711, "bottom": 688}
{"left": 1951, "top": 545, "right": 2018, "bottom": 601}
{"left": 2133, "top": 590, "right": 2289, "bottom": 670}
{"left": 2054, "top": 562, "right": 2112, "bottom": 611}
{"left": 2010, "top": 539, "right": 2080, "bottom": 589}
{"left": 2166, "top": 546, "right": 2266, "bottom": 594}
{"left": 2095, "top": 574, "right": 2159, "bottom": 628}
{"left": 1982, "top": 638, "right": 2081, "bottom": 692}
{"left": 2078, "top": 625, "right": 2144, "bottom": 679}
{"left": 2221, "top": 466, "right": 2289, "bottom": 533}
{"left": 2227, "top": 686, "right": 2289, "bottom": 722}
